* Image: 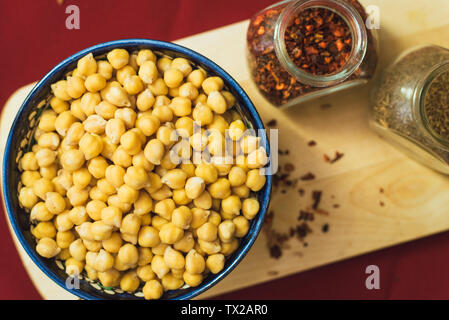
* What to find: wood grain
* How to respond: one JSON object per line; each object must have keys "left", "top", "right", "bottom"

{"left": 1, "top": 0, "right": 449, "bottom": 299}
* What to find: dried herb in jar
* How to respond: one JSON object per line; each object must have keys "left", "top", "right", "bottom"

{"left": 423, "top": 70, "right": 449, "bottom": 140}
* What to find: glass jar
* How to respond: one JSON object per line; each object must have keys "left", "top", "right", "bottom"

{"left": 371, "top": 45, "right": 449, "bottom": 174}
{"left": 246, "top": 0, "right": 378, "bottom": 108}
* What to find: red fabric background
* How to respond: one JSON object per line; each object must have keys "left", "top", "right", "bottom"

{"left": 1, "top": 0, "right": 448, "bottom": 300}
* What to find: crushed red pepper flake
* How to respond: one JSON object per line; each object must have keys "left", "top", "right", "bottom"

{"left": 312, "top": 190, "right": 322, "bottom": 210}
{"left": 308, "top": 140, "right": 317, "bottom": 147}
{"left": 324, "top": 151, "right": 345, "bottom": 163}
{"left": 246, "top": 0, "right": 378, "bottom": 107}
{"left": 300, "top": 172, "right": 315, "bottom": 181}
{"left": 266, "top": 119, "right": 277, "bottom": 127}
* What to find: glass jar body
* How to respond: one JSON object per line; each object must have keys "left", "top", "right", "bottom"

{"left": 246, "top": 0, "right": 378, "bottom": 108}
{"left": 370, "top": 45, "right": 449, "bottom": 174}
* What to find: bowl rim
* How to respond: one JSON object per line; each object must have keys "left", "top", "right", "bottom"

{"left": 2, "top": 38, "right": 272, "bottom": 300}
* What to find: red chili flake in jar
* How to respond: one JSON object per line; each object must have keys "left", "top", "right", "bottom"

{"left": 246, "top": 0, "right": 378, "bottom": 108}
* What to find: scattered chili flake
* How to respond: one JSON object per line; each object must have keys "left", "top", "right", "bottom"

{"left": 269, "top": 244, "right": 282, "bottom": 259}
{"left": 320, "top": 103, "right": 332, "bottom": 109}
{"left": 298, "top": 210, "right": 314, "bottom": 221}
{"left": 322, "top": 223, "right": 330, "bottom": 233}
{"left": 284, "top": 163, "right": 295, "bottom": 172}
{"left": 333, "top": 204, "right": 340, "bottom": 208}
{"left": 379, "top": 188, "right": 384, "bottom": 193}
{"left": 300, "top": 172, "right": 315, "bottom": 181}
{"left": 308, "top": 140, "right": 317, "bottom": 147}
{"left": 281, "top": 190, "right": 287, "bottom": 194}
{"left": 324, "top": 151, "right": 345, "bottom": 163}
{"left": 298, "top": 188, "right": 305, "bottom": 196}
{"left": 266, "top": 119, "right": 277, "bottom": 127}
{"left": 380, "top": 201, "right": 385, "bottom": 207}
{"left": 312, "top": 190, "right": 322, "bottom": 210}
{"left": 314, "top": 208, "right": 329, "bottom": 216}
{"left": 267, "top": 270, "right": 279, "bottom": 276}
{"left": 303, "top": 242, "right": 308, "bottom": 247}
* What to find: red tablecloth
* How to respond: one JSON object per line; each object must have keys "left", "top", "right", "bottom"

{"left": 1, "top": 0, "right": 449, "bottom": 300}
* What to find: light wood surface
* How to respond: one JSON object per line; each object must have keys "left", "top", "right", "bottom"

{"left": 2, "top": 0, "right": 449, "bottom": 300}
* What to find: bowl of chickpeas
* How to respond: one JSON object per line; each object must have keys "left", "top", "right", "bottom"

{"left": 2, "top": 39, "right": 272, "bottom": 300}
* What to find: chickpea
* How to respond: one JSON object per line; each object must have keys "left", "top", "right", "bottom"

{"left": 221, "top": 195, "right": 241, "bottom": 216}
{"left": 120, "top": 130, "right": 142, "bottom": 155}
{"left": 185, "top": 249, "right": 205, "bottom": 274}
{"left": 232, "top": 185, "right": 250, "bottom": 200}
{"left": 152, "top": 104, "right": 173, "bottom": 123}
{"left": 208, "top": 178, "right": 231, "bottom": 199}
{"left": 170, "top": 97, "right": 191, "bottom": 117}
{"left": 96, "top": 179, "right": 115, "bottom": 196}
{"left": 138, "top": 247, "right": 153, "bottom": 266}
{"left": 143, "top": 172, "right": 162, "bottom": 194}
{"left": 240, "top": 135, "right": 260, "bottom": 154}
{"left": 84, "top": 239, "right": 102, "bottom": 252}
{"left": 45, "top": 192, "right": 66, "bottom": 214}
{"left": 66, "top": 185, "right": 89, "bottom": 206}
{"left": 66, "top": 76, "right": 86, "bottom": 99}
{"left": 202, "top": 77, "right": 224, "bottom": 95}
{"left": 32, "top": 222, "right": 56, "bottom": 241}
{"left": 220, "top": 237, "right": 239, "bottom": 256}
{"left": 123, "top": 75, "right": 144, "bottom": 95}
{"left": 159, "top": 169, "right": 186, "bottom": 190}
{"left": 34, "top": 149, "right": 56, "bottom": 168}
{"left": 174, "top": 231, "right": 195, "bottom": 253}
{"left": 207, "top": 91, "right": 227, "bottom": 114}
{"left": 97, "top": 60, "right": 113, "bottom": 80}
{"left": 69, "top": 239, "right": 87, "bottom": 261}
{"left": 21, "top": 171, "right": 41, "bottom": 187}
{"left": 218, "top": 220, "right": 236, "bottom": 242}
{"left": 170, "top": 189, "right": 189, "bottom": 206}
{"left": 163, "top": 246, "right": 185, "bottom": 270}
{"left": 136, "top": 89, "right": 155, "bottom": 111}
{"left": 30, "top": 202, "right": 53, "bottom": 221}
{"left": 39, "top": 164, "right": 58, "bottom": 181}
{"left": 94, "top": 101, "right": 117, "bottom": 121}
{"left": 143, "top": 279, "right": 163, "bottom": 300}
{"left": 192, "top": 103, "right": 213, "bottom": 126}
{"left": 91, "top": 220, "right": 113, "bottom": 241}
{"left": 93, "top": 249, "right": 114, "bottom": 272}
{"left": 198, "top": 239, "right": 221, "bottom": 255}
{"left": 121, "top": 232, "right": 138, "bottom": 245}
{"left": 187, "top": 69, "right": 206, "bottom": 88}
{"left": 68, "top": 206, "right": 89, "bottom": 225}
{"left": 105, "top": 118, "right": 126, "bottom": 144}
{"left": 197, "top": 222, "right": 218, "bottom": 242}
{"left": 137, "top": 49, "right": 156, "bottom": 66}
{"left": 117, "top": 66, "right": 136, "bottom": 84}
{"left": 195, "top": 163, "right": 218, "bottom": 184}
{"left": 36, "top": 237, "right": 61, "bottom": 258}
{"left": 164, "top": 68, "right": 183, "bottom": 88}
{"left": 120, "top": 213, "right": 141, "bottom": 235}
{"left": 38, "top": 110, "right": 57, "bottom": 132}
{"left": 140, "top": 213, "right": 152, "bottom": 226}
{"left": 132, "top": 191, "right": 152, "bottom": 216}
{"left": 156, "top": 125, "right": 176, "bottom": 147}
{"left": 50, "top": 97, "right": 69, "bottom": 114}
{"left": 70, "top": 99, "right": 86, "bottom": 121}
{"left": 116, "top": 184, "right": 138, "bottom": 203}
{"left": 58, "top": 248, "right": 71, "bottom": 261}
{"left": 78, "top": 133, "right": 103, "bottom": 160}
{"left": 101, "top": 205, "right": 123, "bottom": 228}
{"left": 98, "top": 268, "right": 121, "bottom": 288}
{"left": 159, "top": 222, "right": 184, "bottom": 245}
{"left": 137, "top": 226, "right": 160, "bottom": 248}
{"left": 193, "top": 191, "right": 212, "bottom": 210}
{"left": 51, "top": 80, "right": 71, "bottom": 101}
{"left": 83, "top": 114, "right": 107, "bottom": 135}
{"left": 131, "top": 151, "right": 154, "bottom": 172}
{"left": 38, "top": 132, "right": 60, "bottom": 151}
{"left": 120, "top": 270, "right": 140, "bottom": 292}
{"left": 84, "top": 264, "right": 98, "bottom": 281}
{"left": 206, "top": 253, "right": 225, "bottom": 274}
{"left": 183, "top": 271, "right": 203, "bottom": 287}
{"left": 105, "top": 164, "right": 125, "bottom": 188}
{"left": 56, "top": 230, "right": 75, "bottom": 249}
{"left": 80, "top": 92, "right": 101, "bottom": 116}
{"left": 168, "top": 206, "right": 191, "bottom": 230}
{"left": 246, "top": 169, "right": 266, "bottom": 192}
{"left": 233, "top": 216, "right": 250, "bottom": 238}
{"left": 144, "top": 139, "right": 165, "bottom": 165}
{"left": 149, "top": 255, "right": 168, "bottom": 278}
{"left": 139, "top": 60, "right": 158, "bottom": 84}
{"left": 101, "top": 81, "right": 131, "bottom": 107}
{"left": 112, "top": 146, "right": 132, "bottom": 168}
{"left": 228, "top": 166, "right": 247, "bottom": 187}
{"left": 100, "top": 232, "right": 122, "bottom": 254}
{"left": 137, "top": 265, "right": 155, "bottom": 282}
{"left": 107, "top": 48, "right": 129, "bottom": 69}
{"left": 65, "top": 122, "right": 85, "bottom": 146}
{"left": 228, "top": 120, "right": 245, "bottom": 141}
{"left": 77, "top": 53, "right": 97, "bottom": 76}
{"left": 32, "top": 178, "right": 54, "bottom": 200}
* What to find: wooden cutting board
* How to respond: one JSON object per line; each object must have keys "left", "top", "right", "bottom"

{"left": 2, "top": 0, "right": 449, "bottom": 300}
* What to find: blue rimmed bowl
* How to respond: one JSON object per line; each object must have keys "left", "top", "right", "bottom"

{"left": 2, "top": 39, "right": 272, "bottom": 300}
